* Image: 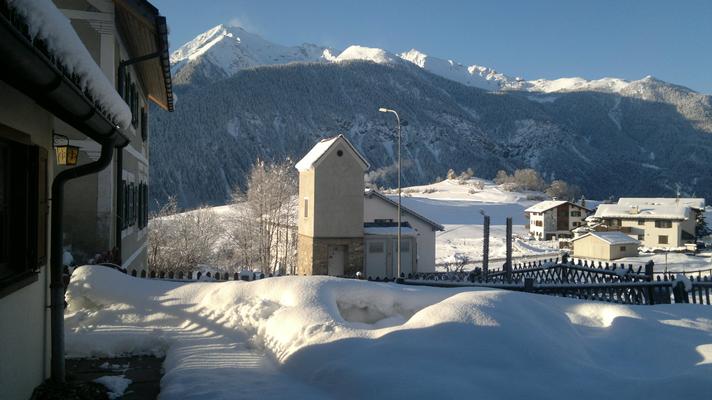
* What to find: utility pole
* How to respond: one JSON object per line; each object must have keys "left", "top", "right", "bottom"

{"left": 378, "top": 107, "right": 402, "bottom": 280}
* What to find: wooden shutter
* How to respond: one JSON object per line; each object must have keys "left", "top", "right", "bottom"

{"left": 35, "top": 146, "right": 48, "bottom": 266}
{"left": 141, "top": 108, "right": 148, "bottom": 141}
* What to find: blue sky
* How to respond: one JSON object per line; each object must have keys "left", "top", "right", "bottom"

{"left": 153, "top": 0, "right": 712, "bottom": 93}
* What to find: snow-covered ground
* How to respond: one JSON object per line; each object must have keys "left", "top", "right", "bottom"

{"left": 389, "top": 178, "right": 561, "bottom": 268}
{"left": 66, "top": 266, "right": 712, "bottom": 399}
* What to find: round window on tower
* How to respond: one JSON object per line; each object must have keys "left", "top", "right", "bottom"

{"left": 337, "top": 150, "right": 344, "bottom": 157}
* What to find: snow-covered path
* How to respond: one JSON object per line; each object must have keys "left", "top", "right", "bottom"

{"left": 65, "top": 266, "right": 712, "bottom": 399}
{"left": 161, "top": 334, "right": 327, "bottom": 399}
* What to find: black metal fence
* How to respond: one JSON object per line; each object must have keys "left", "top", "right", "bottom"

{"left": 398, "top": 258, "right": 712, "bottom": 306}
{"left": 127, "top": 268, "right": 268, "bottom": 281}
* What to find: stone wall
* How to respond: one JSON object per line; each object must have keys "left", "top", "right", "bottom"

{"left": 297, "top": 234, "right": 364, "bottom": 276}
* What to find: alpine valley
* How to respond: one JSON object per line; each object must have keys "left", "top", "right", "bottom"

{"left": 150, "top": 24, "right": 712, "bottom": 210}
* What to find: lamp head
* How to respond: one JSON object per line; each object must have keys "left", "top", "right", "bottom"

{"left": 378, "top": 108, "right": 389, "bottom": 113}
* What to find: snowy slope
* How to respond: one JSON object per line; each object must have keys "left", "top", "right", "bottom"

{"left": 65, "top": 266, "right": 712, "bottom": 399}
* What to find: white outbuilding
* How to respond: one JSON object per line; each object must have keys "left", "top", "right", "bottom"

{"left": 571, "top": 231, "right": 640, "bottom": 261}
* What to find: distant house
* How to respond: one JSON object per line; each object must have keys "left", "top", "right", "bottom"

{"left": 525, "top": 200, "right": 591, "bottom": 240}
{"left": 571, "top": 231, "right": 640, "bottom": 261}
{"left": 296, "top": 135, "right": 443, "bottom": 278}
{"left": 593, "top": 198, "right": 703, "bottom": 249}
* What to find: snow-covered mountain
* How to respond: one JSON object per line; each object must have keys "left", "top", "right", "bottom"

{"left": 149, "top": 25, "right": 712, "bottom": 210}
{"left": 170, "top": 24, "right": 686, "bottom": 95}
{"left": 170, "top": 24, "right": 334, "bottom": 85}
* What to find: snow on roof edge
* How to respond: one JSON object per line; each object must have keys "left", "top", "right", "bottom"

{"left": 8, "top": 0, "right": 132, "bottom": 129}
{"left": 295, "top": 134, "right": 370, "bottom": 172}
{"left": 364, "top": 189, "right": 445, "bottom": 231}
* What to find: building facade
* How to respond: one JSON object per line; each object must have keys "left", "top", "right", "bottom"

{"left": 296, "top": 135, "right": 369, "bottom": 276}
{"left": 55, "top": 0, "right": 172, "bottom": 274}
{"left": 572, "top": 231, "right": 640, "bottom": 261}
{"left": 0, "top": 1, "right": 171, "bottom": 397}
{"left": 594, "top": 200, "right": 699, "bottom": 249}
{"left": 525, "top": 200, "right": 591, "bottom": 240}
{"left": 364, "top": 190, "right": 443, "bottom": 275}
{"left": 296, "top": 135, "right": 443, "bottom": 278}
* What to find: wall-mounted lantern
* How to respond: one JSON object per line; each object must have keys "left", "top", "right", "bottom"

{"left": 53, "top": 132, "right": 79, "bottom": 166}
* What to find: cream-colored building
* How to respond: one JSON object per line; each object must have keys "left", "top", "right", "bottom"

{"left": 525, "top": 200, "right": 591, "bottom": 240}
{"left": 296, "top": 135, "right": 369, "bottom": 276}
{"left": 55, "top": 0, "right": 173, "bottom": 274}
{"left": 594, "top": 200, "right": 699, "bottom": 249}
{"left": 572, "top": 231, "right": 640, "bottom": 260}
{"left": 296, "top": 135, "right": 443, "bottom": 278}
{"left": 364, "top": 190, "right": 444, "bottom": 277}
{"left": 0, "top": 1, "right": 171, "bottom": 397}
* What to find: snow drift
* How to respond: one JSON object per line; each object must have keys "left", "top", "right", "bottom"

{"left": 65, "top": 266, "right": 712, "bottom": 399}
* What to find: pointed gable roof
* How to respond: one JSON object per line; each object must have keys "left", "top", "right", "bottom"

{"left": 295, "top": 134, "right": 370, "bottom": 172}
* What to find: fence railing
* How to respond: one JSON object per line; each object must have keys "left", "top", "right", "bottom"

{"left": 127, "top": 268, "right": 268, "bottom": 281}
{"left": 395, "top": 258, "right": 712, "bottom": 306}
{"left": 401, "top": 273, "right": 711, "bottom": 305}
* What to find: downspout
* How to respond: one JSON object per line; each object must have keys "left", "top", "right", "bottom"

{"left": 49, "top": 135, "right": 117, "bottom": 382}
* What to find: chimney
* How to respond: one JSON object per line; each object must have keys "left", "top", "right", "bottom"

{"left": 629, "top": 205, "right": 639, "bottom": 214}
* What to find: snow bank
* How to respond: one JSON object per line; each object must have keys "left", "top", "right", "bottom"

{"left": 66, "top": 266, "right": 712, "bottom": 399}
{"left": 8, "top": 0, "right": 132, "bottom": 128}
{"left": 94, "top": 375, "right": 131, "bottom": 400}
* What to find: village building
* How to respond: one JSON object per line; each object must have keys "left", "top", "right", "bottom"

{"left": 524, "top": 200, "right": 591, "bottom": 240}
{"left": 0, "top": 0, "right": 172, "bottom": 397}
{"left": 296, "top": 135, "right": 443, "bottom": 278}
{"left": 593, "top": 199, "right": 701, "bottom": 249}
{"left": 364, "top": 189, "right": 444, "bottom": 278}
{"left": 571, "top": 231, "right": 640, "bottom": 261}
{"left": 55, "top": 0, "right": 173, "bottom": 274}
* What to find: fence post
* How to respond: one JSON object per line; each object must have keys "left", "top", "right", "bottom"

{"left": 672, "top": 281, "right": 688, "bottom": 304}
{"left": 505, "top": 217, "right": 512, "bottom": 282}
{"left": 644, "top": 261, "right": 654, "bottom": 281}
{"left": 524, "top": 277, "right": 534, "bottom": 292}
{"left": 482, "top": 214, "right": 490, "bottom": 280}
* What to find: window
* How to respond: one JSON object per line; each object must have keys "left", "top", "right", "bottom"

{"left": 610, "top": 219, "right": 621, "bottom": 226}
{"left": 637, "top": 220, "right": 644, "bottom": 226}
{"left": 120, "top": 180, "right": 128, "bottom": 230}
{"left": 140, "top": 107, "right": 148, "bottom": 141}
{"left": 620, "top": 246, "right": 626, "bottom": 251}
{"left": 658, "top": 235, "right": 668, "bottom": 244}
{"left": 0, "top": 136, "right": 47, "bottom": 297}
{"left": 368, "top": 242, "right": 384, "bottom": 253}
{"left": 303, "top": 198, "right": 308, "bottom": 218}
{"left": 571, "top": 210, "right": 581, "bottom": 217}
{"left": 572, "top": 222, "right": 580, "bottom": 227}
{"left": 535, "top": 221, "right": 543, "bottom": 227}
{"left": 130, "top": 83, "right": 138, "bottom": 129}
{"left": 655, "top": 220, "right": 672, "bottom": 228}
{"left": 638, "top": 234, "right": 644, "bottom": 240}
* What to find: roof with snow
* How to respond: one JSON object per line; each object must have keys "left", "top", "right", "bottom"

{"left": 364, "top": 189, "right": 445, "bottom": 231}
{"left": 617, "top": 197, "right": 705, "bottom": 211}
{"left": 594, "top": 203, "right": 690, "bottom": 220}
{"left": 295, "top": 134, "right": 370, "bottom": 172}
{"left": 524, "top": 200, "right": 590, "bottom": 213}
{"left": 572, "top": 231, "right": 640, "bottom": 246}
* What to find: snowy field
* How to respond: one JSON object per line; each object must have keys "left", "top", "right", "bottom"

{"left": 390, "top": 179, "right": 562, "bottom": 267}
{"left": 66, "top": 266, "right": 712, "bottom": 399}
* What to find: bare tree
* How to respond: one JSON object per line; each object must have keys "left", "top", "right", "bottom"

{"left": 147, "top": 197, "right": 223, "bottom": 273}
{"left": 228, "top": 159, "right": 297, "bottom": 275}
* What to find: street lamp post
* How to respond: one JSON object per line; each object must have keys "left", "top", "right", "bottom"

{"left": 379, "top": 107, "right": 402, "bottom": 280}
